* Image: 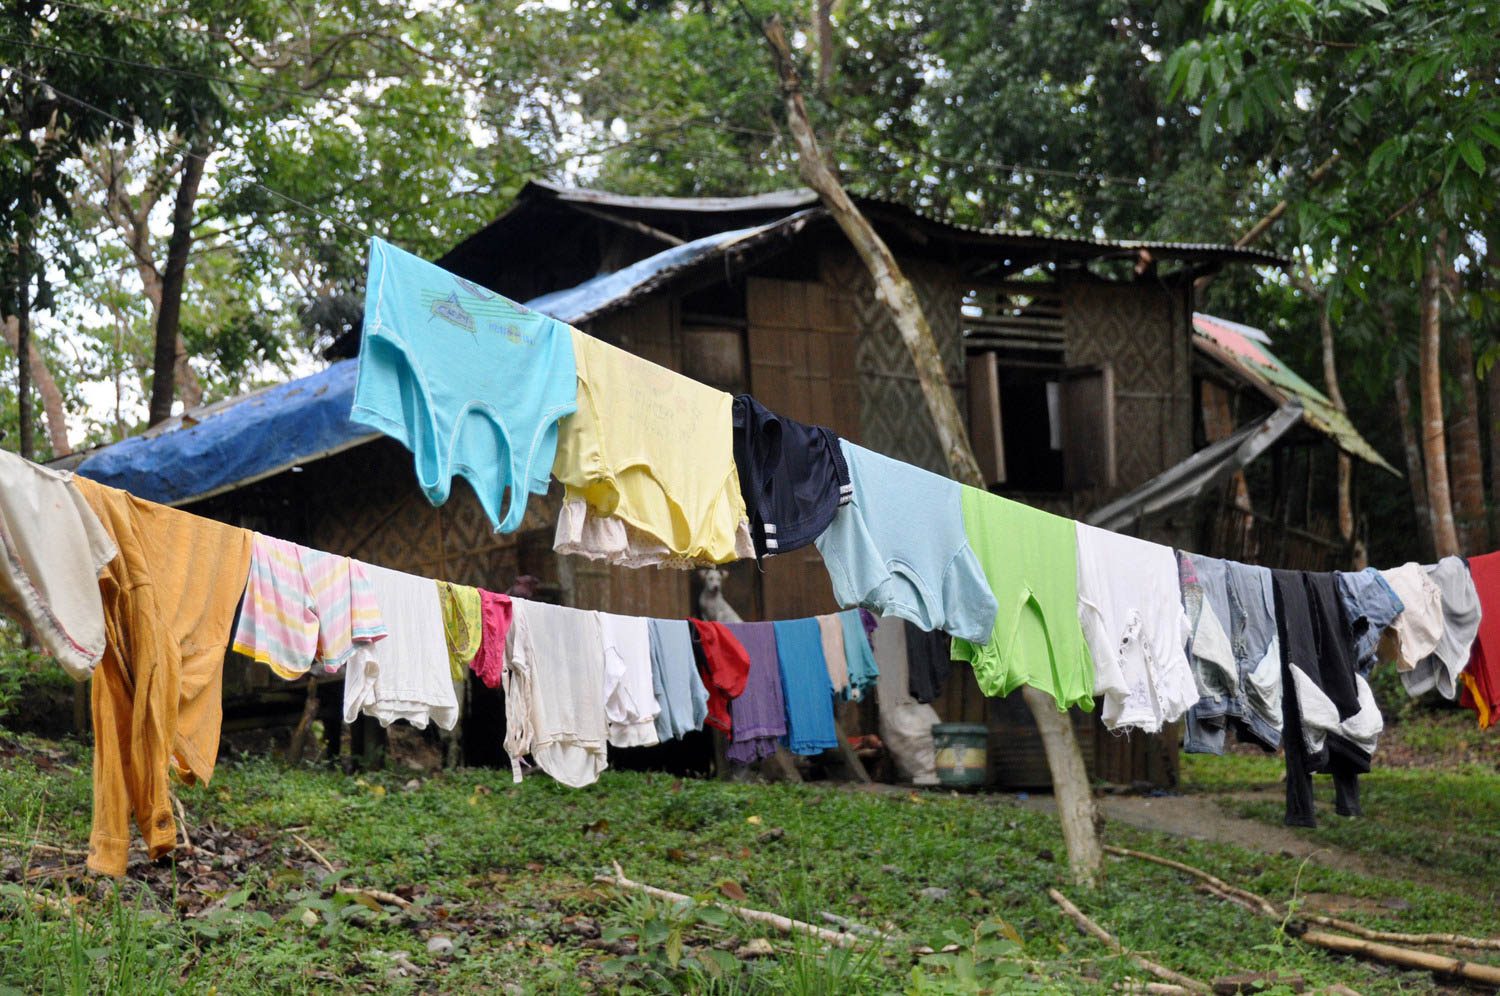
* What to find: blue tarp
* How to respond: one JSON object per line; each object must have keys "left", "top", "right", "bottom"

{"left": 74, "top": 217, "right": 802, "bottom": 505}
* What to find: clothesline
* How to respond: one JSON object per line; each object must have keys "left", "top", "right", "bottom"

{"left": 1, "top": 235, "right": 1497, "bottom": 879}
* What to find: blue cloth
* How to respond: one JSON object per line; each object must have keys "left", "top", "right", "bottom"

{"left": 1336, "top": 567, "right": 1406, "bottom": 671}
{"left": 773, "top": 619, "right": 839, "bottom": 755}
{"left": 351, "top": 237, "right": 577, "bottom": 532}
{"left": 648, "top": 619, "right": 708, "bottom": 742}
{"left": 814, "top": 440, "right": 997, "bottom": 643}
{"left": 837, "top": 609, "right": 879, "bottom": 702}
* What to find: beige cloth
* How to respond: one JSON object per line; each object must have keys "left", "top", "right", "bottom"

{"left": 1380, "top": 563, "right": 1445, "bottom": 670}
{"left": 816, "top": 614, "right": 849, "bottom": 696}
{"left": 0, "top": 451, "right": 116, "bottom": 680}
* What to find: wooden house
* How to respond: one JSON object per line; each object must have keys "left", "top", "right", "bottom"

{"left": 61, "top": 182, "right": 1393, "bottom": 787}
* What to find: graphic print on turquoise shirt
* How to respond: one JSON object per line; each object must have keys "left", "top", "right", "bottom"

{"left": 351, "top": 237, "right": 578, "bottom": 533}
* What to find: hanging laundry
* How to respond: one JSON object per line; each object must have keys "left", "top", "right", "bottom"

{"left": 721, "top": 621, "right": 788, "bottom": 764}
{"left": 1378, "top": 562, "right": 1445, "bottom": 670}
{"left": 233, "top": 535, "right": 387, "bottom": 680}
{"left": 1179, "top": 554, "right": 1281, "bottom": 754}
{"left": 1075, "top": 523, "right": 1195, "bottom": 733}
{"left": 774, "top": 619, "right": 839, "bottom": 756}
{"left": 72, "top": 477, "right": 253, "bottom": 878}
{"left": 470, "top": 589, "right": 513, "bottom": 690}
{"left": 553, "top": 329, "right": 752, "bottom": 567}
{"left": 872, "top": 614, "right": 941, "bottom": 784}
{"left": 906, "top": 622, "right": 951, "bottom": 705}
{"left": 342, "top": 565, "right": 458, "bottom": 731}
{"left": 816, "top": 613, "right": 850, "bottom": 697}
{"left": 648, "top": 618, "right": 709, "bottom": 742}
{"left": 437, "top": 581, "right": 484, "bottom": 681}
{"left": 1459, "top": 550, "right": 1500, "bottom": 728}
{"left": 0, "top": 451, "right": 116, "bottom": 680}
{"left": 1402, "top": 557, "right": 1480, "bottom": 700}
{"left": 599, "top": 613, "right": 661, "bottom": 748}
{"left": 688, "top": 619, "right": 750, "bottom": 735}
{"left": 731, "top": 394, "right": 851, "bottom": 559}
{"left": 351, "top": 236, "right": 578, "bottom": 533}
{"left": 504, "top": 600, "right": 608, "bottom": 787}
{"left": 1335, "top": 567, "right": 1405, "bottom": 671}
{"left": 950, "top": 487, "right": 1094, "bottom": 711}
{"left": 815, "top": 441, "right": 996, "bottom": 643}
{"left": 1178, "top": 552, "right": 1239, "bottom": 754}
{"left": 839, "top": 609, "right": 880, "bottom": 702}
{"left": 1273, "top": 570, "right": 1382, "bottom": 827}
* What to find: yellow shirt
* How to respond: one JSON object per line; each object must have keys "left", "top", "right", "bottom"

{"left": 74, "top": 478, "right": 252, "bottom": 877}
{"left": 552, "top": 329, "right": 748, "bottom": 565}
{"left": 437, "top": 580, "right": 483, "bottom": 681}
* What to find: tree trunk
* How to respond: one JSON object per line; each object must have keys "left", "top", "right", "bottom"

{"left": 1489, "top": 364, "right": 1500, "bottom": 543}
{"left": 147, "top": 137, "right": 209, "bottom": 426}
{"left": 813, "top": 0, "right": 835, "bottom": 86}
{"left": 761, "top": 14, "right": 1102, "bottom": 887}
{"left": 1393, "top": 364, "right": 1435, "bottom": 558}
{"left": 2, "top": 316, "right": 71, "bottom": 455}
{"left": 1313, "top": 296, "right": 1357, "bottom": 558}
{"left": 1418, "top": 248, "right": 1460, "bottom": 557}
{"left": 12, "top": 242, "right": 33, "bottom": 460}
{"left": 1448, "top": 323, "right": 1489, "bottom": 555}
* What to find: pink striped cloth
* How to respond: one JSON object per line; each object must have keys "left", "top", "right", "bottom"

{"left": 232, "top": 534, "right": 387, "bottom": 679}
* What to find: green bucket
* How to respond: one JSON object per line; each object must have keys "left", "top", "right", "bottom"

{"left": 932, "top": 723, "right": 988, "bottom": 789}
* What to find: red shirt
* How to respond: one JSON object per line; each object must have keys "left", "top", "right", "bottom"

{"left": 1461, "top": 552, "right": 1500, "bottom": 729}
{"left": 688, "top": 619, "right": 750, "bottom": 734}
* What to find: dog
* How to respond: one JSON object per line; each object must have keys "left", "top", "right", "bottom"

{"left": 697, "top": 567, "right": 742, "bottom": 623}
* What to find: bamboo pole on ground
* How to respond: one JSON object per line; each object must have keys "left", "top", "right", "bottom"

{"left": 596, "top": 862, "right": 868, "bottom": 949}
{"left": 759, "top": 13, "right": 1103, "bottom": 888}
{"left": 1047, "top": 888, "right": 1210, "bottom": 993}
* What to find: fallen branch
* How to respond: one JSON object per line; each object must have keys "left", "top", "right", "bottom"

{"left": 595, "top": 861, "right": 865, "bottom": 949}
{"left": 0, "top": 836, "right": 90, "bottom": 858}
{"left": 170, "top": 790, "right": 192, "bottom": 854}
{"left": 819, "top": 910, "right": 886, "bottom": 938}
{"left": 1109, "top": 845, "right": 1500, "bottom": 950}
{"left": 1300, "top": 930, "right": 1500, "bottom": 987}
{"left": 289, "top": 832, "right": 336, "bottom": 875}
{"left": 1104, "top": 846, "right": 1277, "bottom": 917}
{"left": 1047, "top": 888, "right": 1210, "bottom": 994}
{"left": 338, "top": 886, "right": 412, "bottom": 911}
{"left": 1111, "top": 982, "right": 1193, "bottom": 994}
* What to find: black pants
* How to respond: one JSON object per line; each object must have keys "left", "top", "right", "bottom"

{"left": 1273, "top": 571, "right": 1372, "bottom": 827}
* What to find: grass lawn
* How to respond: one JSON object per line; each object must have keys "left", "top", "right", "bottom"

{"left": 2, "top": 723, "right": 1497, "bottom": 994}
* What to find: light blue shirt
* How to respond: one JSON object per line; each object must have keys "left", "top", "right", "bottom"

{"left": 648, "top": 619, "right": 708, "bottom": 742}
{"left": 838, "top": 609, "right": 879, "bottom": 701}
{"left": 352, "top": 237, "right": 577, "bottom": 533}
{"left": 814, "top": 440, "right": 997, "bottom": 644}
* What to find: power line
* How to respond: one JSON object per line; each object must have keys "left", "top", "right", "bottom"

{"left": 1, "top": 63, "right": 373, "bottom": 240}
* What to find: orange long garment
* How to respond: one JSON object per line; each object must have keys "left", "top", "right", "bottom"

{"left": 73, "top": 478, "right": 252, "bottom": 876}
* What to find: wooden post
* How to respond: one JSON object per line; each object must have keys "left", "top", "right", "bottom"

{"left": 760, "top": 15, "right": 1102, "bottom": 887}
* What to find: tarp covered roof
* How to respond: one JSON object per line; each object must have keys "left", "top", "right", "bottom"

{"left": 69, "top": 214, "right": 817, "bottom": 505}
{"left": 1192, "top": 312, "right": 1398, "bottom": 475}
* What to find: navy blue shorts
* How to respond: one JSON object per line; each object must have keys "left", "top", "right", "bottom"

{"left": 731, "top": 395, "right": 852, "bottom": 559}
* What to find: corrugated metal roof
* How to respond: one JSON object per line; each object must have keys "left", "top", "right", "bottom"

{"left": 1193, "top": 312, "right": 1398, "bottom": 475}
{"left": 525, "top": 180, "right": 1289, "bottom": 267}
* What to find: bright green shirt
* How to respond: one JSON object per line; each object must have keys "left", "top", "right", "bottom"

{"left": 951, "top": 486, "right": 1096, "bottom": 712}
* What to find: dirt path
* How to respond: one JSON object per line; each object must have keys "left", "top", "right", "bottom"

{"left": 1016, "top": 788, "right": 1390, "bottom": 880}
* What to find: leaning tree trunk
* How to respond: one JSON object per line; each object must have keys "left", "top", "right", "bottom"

{"left": 147, "top": 136, "right": 210, "bottom": 426}
{"left": 2, "top": 316, "right": 71, "bottom": 456}
{"left": 1313, "top": 294, "right": 1359, "bottom": 563}
{"left": 1393, "top": 366, "right": 1435, "bottom": 559}
{"left": 761, "top": 15, "right": 1103, "bottom": 887}
{"left": 12, "top": 240, "right": 34, "bottom": 460}
{"left": 1449, "top": 324, "right": 1489, "bottom": 555}
{"left": 1419, "top": 249, "right": 1460, "bottom": 558}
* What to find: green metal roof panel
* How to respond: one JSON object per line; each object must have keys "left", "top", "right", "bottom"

{"left": 1193, "top": 313, "right": 1399, "bottom": 475}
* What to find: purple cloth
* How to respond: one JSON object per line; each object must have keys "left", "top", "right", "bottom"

{"left": 722, "top": 622, "right": 787, "bottom": 764}
{"left": 859, "top": 608, "right": 878, "bottom": 639}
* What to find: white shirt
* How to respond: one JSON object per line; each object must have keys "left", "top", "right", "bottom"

{"left": 1075, "top": 523, "right": 1197, "bottom": 733}
{"left": 342, "top": 563, "right": 458, "bottom": 731}
{"left": 1380, "top": 562, "right": 1445, "bottom": 670}
{"left": 599, "top": 612, "right": 660, "bottom": 748}
{"left": 0, "top": 452, "right": 117, "bottom": 680}
{"left": 505, "top": 599, "right": 608, "bottom": 787}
